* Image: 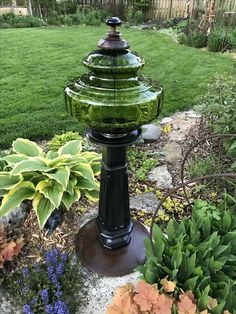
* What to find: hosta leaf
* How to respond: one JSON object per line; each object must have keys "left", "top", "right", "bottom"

{"left": 66, "top": 177, "right": 77, "bottom": 195}
{"left": 166, "top": 220, "right": 175, "bottom": 242}
{"left": 0, "top": 181, "right": 35, "bottom": 217}
{"left": 71, "top": 162, "right": 95, "bottom": 182}
{"left": 11, "top": 157, "right": 49, "bottom": 176}
{"left": 210, "top": 302, "right": 226, "bottom": 314}
{"left": 46, "top": 151, "right": 58, "bottom": 160}
{"left": 62, "top": 189, "right": 81, "bottom": 210}
{"left": 185, "top": 252, "right": 197, "bottom": 278}
{"left": 58, "top": 140, "right": 82, "bottom": 156}
{"left": 144, "top": 238, "right": 154, "bottom": 258}
{"left": 48, "top": 156, "right": 70, "bottom": 168}
{"left": 36, "top": 180, "right": 64, "bottom": 208}
{"left": 43, "top": 167, "right": 70, "bottom": 190}
{"left": 76, "top": 177, "right": 98, "bottom": 191}
{"left": 84, "top": 188, "right": 99, "bottom": 201}
{"left": 0, "top": 172, "right": 21, "bottom": 190}
{"left": 213, "top": 245, "right": 230, "bottom": 258}
{"left": 32, "top": 192, "right": 55, "bottom": 228}
{"left": 12, "top": 138, "right": 43, "bottom": 157}
{"left": 152, "top": 223, "right": 165, "bottom": 244}
{"left": 91, "top": 162, "right": 101, "bottom": 176}
{"left": 3, "top": 154, "right": 29, "bottom": 167}
{"left": 80, "top": 151, "right": 101, "bottom": 163}
{"left": 171, "top": 242, "right": 183, "bottom": 269}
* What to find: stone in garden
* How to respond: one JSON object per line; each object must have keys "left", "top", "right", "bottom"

{"left": 0, "top": 202, "right": 30, "bottom": 228}
{"left": 141, "top": 24, "right": 151, "bottom": 30}
{"left": 147, "top": 165, "right": 173, "bottom": 189}
{"left": 164, "top": 142, "right": 182, "bottom": 164}
{"left": 160, "top": 117, "right": 173, "bottom": 124}
{"left": 130, "top": 192, "right": 160, "bottom": 213}
{"left": 0, "top": 288, "right": 20, "bottom": 314}
{"left": 141, "top": 124, "right": 161, "bottom": 142}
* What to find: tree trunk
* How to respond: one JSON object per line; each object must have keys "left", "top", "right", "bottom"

{"left": 207, "top": 0, "right": 215, "bottom": 35}
{"left": 28, "top": 0, "right": 33, "bottom": 16}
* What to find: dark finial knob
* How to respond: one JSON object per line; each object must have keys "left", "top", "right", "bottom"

{"left": 105, "top": 17, "right": 122, "bottom": 28}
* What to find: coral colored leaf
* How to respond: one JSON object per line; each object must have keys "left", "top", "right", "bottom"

{"left": 133, "top": 281, "right": 159, "bottom": 311}
{"left": 13, "top": 239, "right": 24, "bottom": 255}
{"left": 160, "top": 277, "right": 176, "bottom": 293}
{"left": 207, "top": 297, "right": 218, "bottom": 309}
{"left": 152, "top": 294, "right": 174, "bottom": 314}
{"left": 1, "top": 241, "right": 16, "bottom": 261}
{"left": 178, "top": 293, "right": 197, "bottom": 314}
{"left": 106, "top": 284, "right": 140, "bottom": 314}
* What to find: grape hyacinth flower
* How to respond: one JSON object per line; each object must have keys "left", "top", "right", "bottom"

{"left": 41, "top": 288, "right": 49, "bottom": 304}
{"left": 54, "top": 300, "right": 70, "bottom": 314}
{"left": 23, "top": 304, "right": 34, "bottom": 314}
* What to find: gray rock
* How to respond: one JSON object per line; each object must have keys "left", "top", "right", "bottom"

{"left": 141, "top": 124, "right": 161, "bottom": 142}
{"left": 0, "top": 288, "right": 21, "bottom": 314}
{"left": 141, "top": 24, "right": 151, "bottom": 30}
{"left": 0, "top": 202, "right": 30, "bottom": 228}
{"left": 160, "top": 117, "right": 173, "bottom": 125}
{"left": 164, "top": 142, "right": 182, "bottom": 164}
{"left": 130, "top": 192, "right": 160, "bottom": 213}
{"left": 147, "top": 165, "right": 173, "bottom": 189}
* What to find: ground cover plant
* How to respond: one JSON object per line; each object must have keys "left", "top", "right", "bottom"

{"left": 5, "top": 248, "right": 86, "bottom": 314}
{"left": 137, "top": 197, "right": 236, "bottom": 313}
{"left": 0, "top": 26, "right": 235, "bottom": 149}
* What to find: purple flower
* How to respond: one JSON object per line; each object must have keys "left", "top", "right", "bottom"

{"left": 61, "top": 253, "right": 68, "bottom": 262}
{"left": 23, "top": 304, "right": 34, "bottom": 314}
{"left": 41, "top": 288, "right": 49, "bottom": 304}
{"left": 22, "top": 285, "right": 29, "bottom": 294}
{"left": 22, "top": 267, "right": 29, "bottom": 277}
{"left": 45, "top": 304, "right": 54, "bottom": 314}
{"left": 30, "top": 297, "right": 38, "bottom": 306}
{"left": 54, "top": 300, "right": 69, "bottom": 314}
{"left": 55, "top": 290, "right": 62, "bottom": 299}
{"left": 45, "top": 248, "right": 60, "bottom": 265}
{"left": 56, "top": 262, "right": 64, "bottom": 276}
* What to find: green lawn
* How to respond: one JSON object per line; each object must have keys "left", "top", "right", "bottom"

{"left": 0, "top": 26, "right": 235, "bottom": 149}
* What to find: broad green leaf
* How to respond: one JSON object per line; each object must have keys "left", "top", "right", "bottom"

{"left": 91, "top": 162, "right": 101, "bottom": 176}
{"left": 43, "top": 167, "right": 70, "bottom": 190}
{"left": 46, "top": 151, "right": 58, "bottom": 160}
{"left": 58, "top": 140, "right": 82, "bottom": 156}
{"left": 36, "top": 180, "right": 64, "bottom": 208}
{"left": 71, "top": 162, "right": 95, "bottom": 182}
{"left": 171, "top": 242, "right": 183, "bottom": 269}
{"left": 0, "top": 172, "right": 21, "bottom": 190}
{"left": 84, "top": 188, "right": 99, "bottom": 201}
{"left": 66, "top": 177, "right": 77, "bottom": 195}
{"left": 12, "top": 138, "right": 43, "bottom": 157}
{"left": 213, "top": 245, "right": 230, "bottom": 258}
{"left": 197, "top": 285, "right": 210, "bottom": 311}
{"left": 210, "top": 302, "right": 226, "bottom": 314}
{"left": 0, "top": 181, "right": 35, "bottom": 217}
{"left": 183, "top": 276, "right": 199, "bottom": 291}
{"left": 3, "top": 154, "right": 29, "bottom": 167}
{"left": 48, "top": 156, "right": 70, "bottom": 168}
{"left": 32, "top": 192, "right": 55, "bottom": 228}
{"left": 222, "top": 210, "right": 232, "bottom": 231}
{"left": 62, "top": 189, "right": 80, "bottom": 210}
{"left": 11, "top": 157, "right": 49, "bottom": 176}
{"left": 152, "top": 223, "right": 165, "bottom": 244}
{"left": 185, "top": 252, "right": 197, "bottom": 278}
{"left": 144, "top": 237, "right": 154, "bottom": 257}
{"left": 80, "top": 151, "right": 101, "bottom": 163}
{"left": 166, "top": 220, "right": 175, "bottom": 242}
{"left": 76, "top": 177, "right": 98, "bottom": 191}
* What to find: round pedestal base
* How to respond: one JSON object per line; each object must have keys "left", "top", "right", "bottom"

{"left": 75, "top": 219, "right": 149, "bottom": 276}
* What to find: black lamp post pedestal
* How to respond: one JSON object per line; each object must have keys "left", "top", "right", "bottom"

{"left": 75, "top": 129, "right": 149, "bottom": 276}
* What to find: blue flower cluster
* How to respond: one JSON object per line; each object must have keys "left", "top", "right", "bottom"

{"left": 19, "top": 248, "right": 70, "bottom": 314}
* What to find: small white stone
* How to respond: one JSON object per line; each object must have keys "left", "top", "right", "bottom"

{"left": 147, "top": 165, "right": 173, "bottom": 189}
{"left": 160, "top": 117, "right": 173, "bottom": 125}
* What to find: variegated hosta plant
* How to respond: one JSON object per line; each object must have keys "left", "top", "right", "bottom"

{"left": 0, "top": 138, "right": 101, "bottom": 228}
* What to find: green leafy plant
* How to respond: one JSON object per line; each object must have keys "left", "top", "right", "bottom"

{"left": 137, "top": 198, "right": 236, "bottom": 312}
{"left": 178, "top": 31, "right": 207, "bottom": 48}
{"left": 197, "top": 74, "right": 236, "bottom": 171}
{"left": 128, "top": 148, "right": 157, "bottom": 181}
{"left": 0, "top": 138, "right": 101, "bottom": 229}
{"left": 0, "top": 225, "right": 24, "bottom": 269}
{"left": 187, "top": 155, "right": 220, "bottom": 179}
{"left": 208, "top": 29, "right": 235, "bottom": 52}
{"left": 5, "top": 248, "right": 86, "bottom": 313}
{"left": 48, "top": 132, "right": 83, "bottom": 151}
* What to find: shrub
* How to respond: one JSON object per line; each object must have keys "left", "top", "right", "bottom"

{"left": 0, "top": 138, "right": 101, "bottom": 228}
{"left": 5, "top": 248, "right": 86, "bottom": 313}
{"left": 48, "top": 132, "right": 82, "bottom": 151}
{"left": 63, "top": 15, "right": 73, "bottom": 26}
{"left": 197, "top": 73, "right": 236, "bottom": 167}
{"left": 0, "top": 22, "right": 11, "bottom": 29}
{"left": 137, "top": 198, "right": 236, "bottom": 312}
{"left": 0, "top": 13, "right": 44, "bottom": 29}
{"left": 178, "top": 31, "right": 207, "bottom": 48}
{"left": 208, "top": 29, "right": 235, "bottom": 52}
{"left": 133, "top": 10, "right": 144, "bottom": 25}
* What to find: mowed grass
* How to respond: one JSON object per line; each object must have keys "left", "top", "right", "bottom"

{"left": 0, "top": 26, "right": 235, "bottom": 149}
